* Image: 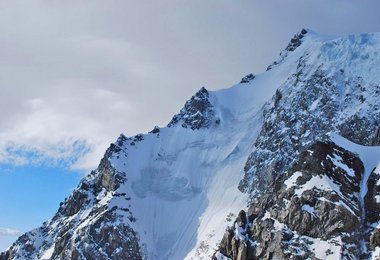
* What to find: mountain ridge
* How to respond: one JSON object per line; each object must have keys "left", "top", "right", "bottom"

{"left": 2, "top": 29, "right": 380, "bottom": 259}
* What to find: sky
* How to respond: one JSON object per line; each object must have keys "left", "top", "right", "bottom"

{"left": 1, "top": 0, "right": 380, "bottom": 251}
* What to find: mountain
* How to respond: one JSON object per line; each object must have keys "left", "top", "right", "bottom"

{"left": 2, "top": 29, "right": 380, "bottom": 260}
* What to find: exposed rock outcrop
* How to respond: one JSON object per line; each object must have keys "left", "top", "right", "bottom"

{"left": 0, "top": 142, "right": 139, "bottom": 260}
{"left": 266, "top": 28, "right": 308, "bottom": 71}
{"left": 168, "top": 87, "right": 218, "bottom": 130}
{"left": 218, "top": 141, "right": 366, "bottom": 259}
{"left": 240, "top": 74, "right": 255, "bottom": 84}
{"left": 240, "top": 58, "right": 380, "bottom": 196}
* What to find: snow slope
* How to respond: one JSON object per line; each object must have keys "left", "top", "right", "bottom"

{"left": 108, "top": 48, "right": 307, "bottom": 259}
{"left": 102, "top": 30, "right": 317, "bottom": 259}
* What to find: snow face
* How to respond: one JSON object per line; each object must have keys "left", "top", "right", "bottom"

{"left": 110, "top": 93, "right": 267, "bottom": 259}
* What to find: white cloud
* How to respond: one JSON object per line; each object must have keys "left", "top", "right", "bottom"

{"left": 0, "top": 228, "right": 22, "bottom": 237}
{"left": 0, "top": 0, "right": 380, "bottom": 171}
{"left": 0, "top": 88, "right": 136, "bottom": 170}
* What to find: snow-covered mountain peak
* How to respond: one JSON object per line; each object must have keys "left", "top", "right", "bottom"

{"left": 167, "top": 86, "right": 219, "bottom": 130}
{"left": 2, "top": 30, "right": 380, "bottom": 260}
{"left": 267, "top": 29, "right": 380, "bottom": 84}
{"left": 266, "top": 28, "right": 311, "bottom": 71}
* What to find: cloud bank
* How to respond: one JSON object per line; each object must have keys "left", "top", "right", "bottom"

{"left": 1, "top": 0, "right": 380, "bottom": 171}
{"left": 0, "top": 228, "right": 22, "bottom": 237}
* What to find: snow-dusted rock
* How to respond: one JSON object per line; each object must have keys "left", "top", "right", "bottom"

{"left": 168, "top": 87, "right": 218, "bottom": 130}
